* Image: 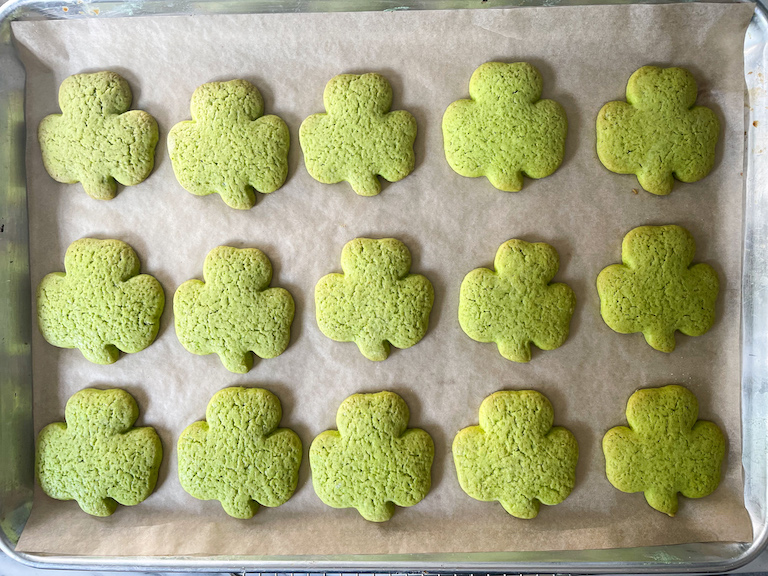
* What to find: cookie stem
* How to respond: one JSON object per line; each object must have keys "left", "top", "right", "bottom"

{"left": 645, "top": 488, "right": 678, "bottom": 517}
{"left": 643, "top": 327, "right": 677, "bottom": 353}
{"left": 348, "top": 173, "right": 381, "bottom": 197}
{"left": 497, "top": 338, "right": 532, "bottom": 363}
{"left": 81, "top": 342, "right": 120, "bottom": 365}
{"left": 501, "top": 496, "right": 540, "bottom": 519}
{"left": 81, "top": 175, "right": 118, "bottom": 200}
{"left": 78, "top": 494, "right": 117, "bottom": 517}
{"left": 360, "top": 499, "right": 395, "bottom": 522}
{"left": 356, "top": 338, "right": 390, "bottom": 361}
{"left": 218, "top": 348, "right": 253, "bottom": 374}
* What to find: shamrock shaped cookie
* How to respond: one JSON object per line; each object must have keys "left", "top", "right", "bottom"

{"left": 453, "top": 390, "right": 578, "bottom": 519}
{"left": 603, "top": 385, "right": 725, "bottom": 516}
{"left": 315, "top": 238, "right": 434, "bottom": 361}
{"left": 36, "top": 388, "right": 163, "bottom": 516}
{"left": 459, "top": 240, "right": 576, "bottom": 362}
{"left": 597, "top": 225, "right": 719, "bottom": 352}
{"left": 168, "top": 80, "right": 290, "bottom": 210}
{"left": 310, "top": 391, "right": 434, "bottom": 522}
{"left": 596, "top": 66, "right": 719, "bottom": 195}
{"left": 37, "top": 238, "right": 165, "bottom": 364}
{"left": 178, "top": 387, "right": 302, "bottom": 519}
{"left": 174, "top": 246, "right": 294, "bottom": 373}
{"left": 442, "top": 62, "right": 567, "bottom": 192}
{"left": 299, "top": 73, "right": 417, "bottom": 196}
{"left": 39, "top": 71, "right": 158, "bottom": 200}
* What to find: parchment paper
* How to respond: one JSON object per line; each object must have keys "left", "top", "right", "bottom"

{"left": 11, "top": 3, "right": 755, "bottom": 556}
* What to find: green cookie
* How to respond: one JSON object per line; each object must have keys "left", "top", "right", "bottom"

{"left": 315, "top": 238, "right": 434, "bottom": 361}
{"left": 442, "top": 62, "right": 567, "bottom": 192}
{"left": 177, "top": 387, "right": 302, "bottom": 519}
{"left": 299, "top": 73, "right": 417, "bottom": 196}
{"left": 309, "top": 391, "right": 434, "bottom": 522}
{"left": 597, "top": 225, "right": 719, "bottom": 352}
{"left": 174, "top": 246, "right": 294, "bottom": 373}
{"left": 603, "top": 385, "right": 725, "bottom": 516}
{"left": 39, "top": 71, "right": 158, "bottom": 200}
{"left": 36, "top": 388, "right": 163, "bottom": 516}
{"left": 37, "top": 238, "right": 165, "bottom": 364}
{"left": 168, "top": 80, "right": 290, "bottom": 210}
{"left": 596, "top": 66, "right": 719, "bottom": 195}
{"left": 453, "top": 390, "right": 578, "bottom": 519}
{"left": 459, "top": 240, "right": 576, "bottom": 363}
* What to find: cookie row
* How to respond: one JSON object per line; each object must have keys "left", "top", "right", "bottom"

{"left": 38, "top": 64, "right": 719, "bottom": 206}
{"left": 36, "top": 384, "right": 724, "bottom": 520}
{"left": 37, "top": 225, "right": 719, "bottom": 369}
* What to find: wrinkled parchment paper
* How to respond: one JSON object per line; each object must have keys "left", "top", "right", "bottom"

{"left": 12, "top": 3, "right": 755, "bottom": 556}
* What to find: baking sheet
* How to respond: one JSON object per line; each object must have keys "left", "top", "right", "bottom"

{"left": 11, "top": 3, "right": 755, "bottom": 555}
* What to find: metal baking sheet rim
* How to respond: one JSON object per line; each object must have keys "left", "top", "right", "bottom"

{"left": 1, "top": 0, "right": 768, "bottom": 572}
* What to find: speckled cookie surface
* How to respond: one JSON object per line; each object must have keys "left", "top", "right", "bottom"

{"left": 597, "top": 225, "right": 718, "bottom": 352}
{"left": 174, "top": 246, "right": 294, "bottom": 373}
{"left": 168, "top": 80, "right": 290, "bottom": 210}
{"left": 309, "top": 391, "right": 434, "bottom": 522}
{"left": 453, "top": 390, "right": 578, "bottom": 519}
{"left": 38, "top": 71, "right": 158, "bottom": 200}
{"left": 177, "top": 387, "right": 302, "bottom": 519}
{"left": 315, "top": 238, "right": 434, "bottom": 361}
{"left": 596, "top": 66, "right": 719, "bottom": 195}
{"left": 603, "top": 385, "right": 725, "bottom": 516}
{"left": 37, "top": 238, "right": 165, "bottom": 364}
{"left": 36, "top": 388, "right": 163, "bottom": 517}
{"left": 442, "top": 62, "right": 567, "bottom": 192}
{"left": 299, "top": 73, "right": 417, "bottom": 196}
{"left": 459, "top": 240, "right": 575, "bottom": 362}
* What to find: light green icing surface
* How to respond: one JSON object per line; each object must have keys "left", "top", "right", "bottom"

{"left": 299, "top": 73, "right": 417, "bottom": 196}
{"left": 36, "top": 388, "right": 163, "bottom": 517}
{"left": 442, "top": 62, "right": 567, "bottom": 192}
{"left": 459, "top": 240, "right": 575, "bottom": 363}
{"left": 37, "top": 238, "right": 165, "bottom": 364}
{"left": 597, "top": 225, "right": 719, "bottom": 352}
{"left": 315, "top": 238, "right": 434, "bottom": 361}
{"left": 309, "top": 391, "right": 434, "bottom": 522}
{"left": 603, "top": 385, "right": 725, "bottom": 516}
{"left": 38, "top": 71, "right": 158, "bottom": 200}
{"left": 168, "top": 80, "right": 290, "bottom": 210}
{"left": 453, "top": 390, "right": 578, "bottom": 519}
{"left": 596, "top": 66, "right": 719, "bottom": 195}
{"left": 174, "top": 246, "right": 294, "bottom": 373}
{"left": 177, "top": 387, "right": 302, "bottom": 519}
